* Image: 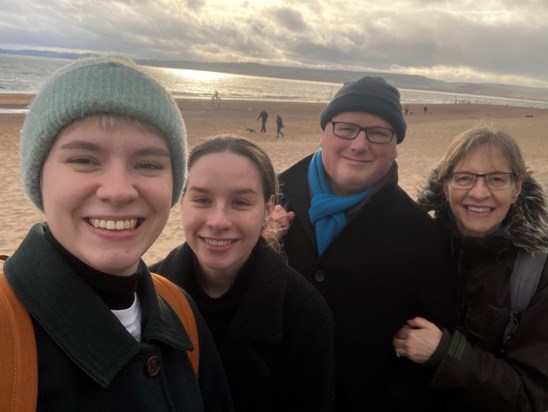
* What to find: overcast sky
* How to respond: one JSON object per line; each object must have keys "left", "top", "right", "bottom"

{"left": 1, "top": 0, "right": 547, "bottom": 87}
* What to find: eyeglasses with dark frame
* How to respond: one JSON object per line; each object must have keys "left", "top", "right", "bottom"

{"left": 449, "top": 172, "right": 515, "bottom": 190}
{"left": 330, "top": 121, "right": 395, "bottom": 144}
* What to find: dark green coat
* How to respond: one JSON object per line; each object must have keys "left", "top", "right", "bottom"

{"left": 4, "top": 223, "right": 233, "bottom": 411}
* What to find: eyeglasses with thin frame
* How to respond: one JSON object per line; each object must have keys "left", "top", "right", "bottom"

{"left": 449, "top": 172, "right": 515, "bottom": 190}
{"left": 330, "top": 121, "right": 395, "bottom": 144}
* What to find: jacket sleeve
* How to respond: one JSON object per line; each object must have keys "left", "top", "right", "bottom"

{"left": 430, "top": 266, "right": 548, "bottom": 412}
{"left": 412, "top": 224, "right": 459, "bottom": 330}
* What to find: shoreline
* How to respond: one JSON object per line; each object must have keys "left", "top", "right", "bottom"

{"left": 1, "top": 96, "right": 547, "bottom": 266}
{"left": 0, "top": 93, "right": 35, "bottom": 109}
{"left": 2, "top": 92, "right": 548, "bottom": 111}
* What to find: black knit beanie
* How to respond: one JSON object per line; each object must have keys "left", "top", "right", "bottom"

{"left": 320, "top": 76, "right": 407, "bottom": 143}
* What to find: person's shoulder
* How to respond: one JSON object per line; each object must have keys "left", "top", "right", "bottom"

{"left": 284, "top": 265, "right": 332, "bottom": 312}
{"left": 258, "top": 245, "right": 329, "bottom": 310}
{"left": 386, "top": 185, "right": 438, "bottom": 222}
{"left": 149, "top": 243, "right": 189, "bottom": 275}
{"left": 279, "top": 154, "right": 313, "bottom": 179}
{"left": 283, "top": 269, "right": 335, "bottom": 334}
{"left": 371, "top": 185, "right": 450, "bottom": 243}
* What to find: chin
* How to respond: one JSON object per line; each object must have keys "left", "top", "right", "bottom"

{"left": 91, "top": 256, "right": 141, "bottom": 276}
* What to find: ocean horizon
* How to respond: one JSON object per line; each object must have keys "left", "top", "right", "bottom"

{"left": 2, "top": 53, "right": 548, "bottom": 110}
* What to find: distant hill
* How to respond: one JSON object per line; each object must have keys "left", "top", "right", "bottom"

{"left": 141, "top": 59, "right": 548, "bottom": 103}
{"left": 2, "top": 49, "right": 548, "bottom": 103}
{"left": 0, "top": 49, "right": 98, "bottom": 61}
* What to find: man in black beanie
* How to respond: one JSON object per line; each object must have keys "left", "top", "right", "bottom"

{"left": 276, "top": 76, "right": 457, "bottom": 410}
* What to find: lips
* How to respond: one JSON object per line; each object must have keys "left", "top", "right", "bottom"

{"left": 343, "top": 155, "right": 371, "bottom": 163}
{"left": 88, "top": 218, "right": 139, "bottom": 230}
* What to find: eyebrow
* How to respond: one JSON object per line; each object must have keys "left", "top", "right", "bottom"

{"left": 453, "top": 169, "right": 509, "bottom": 174}
{"left": 187, "top": 186, "right": 258, "bottom": 196}
{"left": 58, "top": 140, "right": 170, "bottom": 157}
{"left": 59, "top": 140, "right": 100, "bottom": 151}
{"left": 332, "top": 120, "right": 392, "bottom": 129}
{"left": 135, "top": 147, "right": 171, "bottom": 157}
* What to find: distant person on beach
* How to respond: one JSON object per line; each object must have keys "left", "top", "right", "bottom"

{"left": 276, "top": 114, "right": 284, "bottom": 138}
{"left": 394, "top": 127, "right": 548, "bottom": 410}
{"left": 211, "top": 90, "right": 221, "bottom": 108}
{"left": 424, "top": 105, "right": 428, "bottom": 114}
{"left": 0, "top": 55, "right": 232, "bottom": 411}
{"left": 273, "top": 76, "right": 457, "bottom": 410}
{"left": 257, "top": 109, "right": 268, "bottom": 133}
{"left": 151, "top": 135, "right": 335, "bottom": 411}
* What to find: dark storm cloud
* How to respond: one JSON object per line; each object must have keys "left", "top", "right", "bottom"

{"left": 271, "top": 7, "right": 307, "bottom": 32}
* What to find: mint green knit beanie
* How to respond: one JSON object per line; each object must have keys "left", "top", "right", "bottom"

{"left": 21, "top": 55, "right": 186, "bottom": 210}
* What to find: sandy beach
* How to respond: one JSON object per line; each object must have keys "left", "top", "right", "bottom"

{"left": 1, "top": 94, "right": 546, "bottom": 267}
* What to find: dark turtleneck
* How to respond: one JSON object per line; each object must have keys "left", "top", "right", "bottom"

{"left": 44, "top": 227, "right": 140, "bottom": 310}
{"left": 186, "top": 247, "right": 257, "bottom": 348}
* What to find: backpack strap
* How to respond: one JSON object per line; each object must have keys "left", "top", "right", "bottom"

{"left": 151, "top": 273, "right": 200, "bottom": 376}
{"left": 0, "top": 273, "right": 38, "bottom": 412}
{"left": 0, "top": 258, "right": 199, "bottom": 410}
{"left": 510, "top": 249, "right": 547, "bottom": 312}
{"left": 503, "top": 249, "right": 547, "bottom": 348}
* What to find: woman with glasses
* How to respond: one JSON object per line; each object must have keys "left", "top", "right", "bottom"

{"left": 393, "top": 126, "right": 548, "bottom": 410}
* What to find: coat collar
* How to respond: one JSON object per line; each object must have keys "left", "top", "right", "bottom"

{"left": 4, "top": 223, "right": 193, "bottom": 388}
{"left": 225, "top": 242, "right": 285, "bottom": 345}
{"left": 280, "top": 155, "right": 401, "bottom": 255}
{"left": 168, "top": 241, "right": 286, "bottom": 346}
{"left": 279, "top": 154, "right": 317, "bottom": 247}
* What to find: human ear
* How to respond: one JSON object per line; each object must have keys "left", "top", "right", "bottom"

{"left": 511, "top": 179, "right": 522, "bottom": 203}
{"left": 442, "top": 181, "right": 450, "bottom": 200}
{"left": 264, "top": 194, "right": 275, "bottom": 220}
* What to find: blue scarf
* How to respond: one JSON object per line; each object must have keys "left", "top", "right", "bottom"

{"left": 308, "top": 150, "right": 372, "bottom": 255}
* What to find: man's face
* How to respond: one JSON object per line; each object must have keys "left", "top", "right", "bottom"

{"left": 319, "top": 111, "right": 398, "bottom": 196}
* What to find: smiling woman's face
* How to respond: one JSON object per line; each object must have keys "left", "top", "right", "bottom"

{"left": 445, "top": 144, "right": 521, "bottom": 238}
{"left": 41, "top": 119, "right": 173, "bottom": 276}
{"left": 181, "top": 151, "right": 273, "bottom": 282}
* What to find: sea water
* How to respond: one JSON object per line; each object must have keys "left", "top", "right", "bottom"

{"left": 1, "top": 54, "right": 547, "bottom": 110}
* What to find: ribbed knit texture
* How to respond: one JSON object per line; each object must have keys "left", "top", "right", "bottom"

{"left": 21, "top": 55, "right": 186, "bottom": 210}
{"left": 320, "top": 76, "right": 407, "bottom": 143}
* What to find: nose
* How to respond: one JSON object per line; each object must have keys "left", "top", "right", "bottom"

{"left": 349, "top": 129, "right": 369, "bottom": 150}
{"left": 467, "top": 176, "right": 491, "bottom": 198}
{"left": 96, "top": 168, "right": 139, "bottom": 205}
{"left": 206, "top": 205, "right": 232, "bottom": 230}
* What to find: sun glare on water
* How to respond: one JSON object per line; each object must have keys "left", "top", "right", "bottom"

{"left": 172, "top": 68, "right": 228, "bottom": 81}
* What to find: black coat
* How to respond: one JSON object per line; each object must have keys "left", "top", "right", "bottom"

{"left": 279, "top": 156, "right": 458, "bottom": 411}
{"left": 151, "top": 241, "right": 336, "bottom": 411}
{"left": 3, "top": 223, "right": 232, "bottom": 411}
{"left": 419, "top": 172, "right": 548, "bottom": 411}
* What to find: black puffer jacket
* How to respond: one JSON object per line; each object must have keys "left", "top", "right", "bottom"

{"left": 418, "top": 171, "right": 548, "bottom": 411}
